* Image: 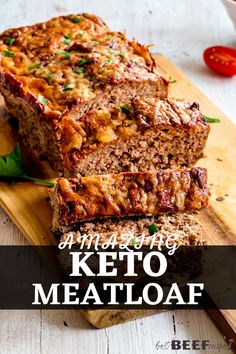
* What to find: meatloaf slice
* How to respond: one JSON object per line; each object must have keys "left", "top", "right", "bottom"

{"left": 61, "top": 98, "right": 210, "bottom": 176}
{"left": 0, "top": 14, "right": 168, "bottom": 176}
{"left": 59, "top": 214, "right": 205, "bottom": 305}
{"left": 59, "top": 213, "right": 206, "bottom": 246}
{"left": 50, "top": 168, "right": 209, "bottom": 232}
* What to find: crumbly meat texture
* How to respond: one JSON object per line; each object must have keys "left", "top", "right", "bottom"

{"left": 61, "top": 97, "right": 210, "bottom": 176}
{"left": 50, "top": 168, "right": 209, "bottom": 232}
{"left": 0, "top": 14, "right": 168, "bottom": 175}
{"left": 60, "top": 213, "right": 206, "bottom": 246}
{"left": 58, "top": 214, "right": 205, "bottom": 290}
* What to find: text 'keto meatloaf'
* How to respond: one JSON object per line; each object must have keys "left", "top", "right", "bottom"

{"left": 50, "top": 168, "right": 209, "bottom": 232}
{"left": 0, "top": 13, "right": 169, "bottom": 176}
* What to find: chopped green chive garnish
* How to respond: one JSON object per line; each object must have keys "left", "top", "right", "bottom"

{"left": 131, "top": 238, "right": 137, "bottom": 246}
{"left": 48, "top": 73, "right": 54, "bottom": 80}
{"left": 88, "top": 76, "right": 93, "bottom": 82}
{"left": 58, "top": 51, "right": 71, "bottom": 58}
{"left": 168, "top": 76, "right": 177, "bottom": 84}
{"left": 120, "top": 53, "right": 127, "bottom": 58}
{"left": 64, "top": 35, "right": 71, "bottom": 45}
{"left": 79, "top": 59, "right": 91, "bottom": 66}
{"left": 27, "top": 63, "right": 41, "bottom": 71}
{"left": 106, "top": 58, "right": 113, "bottom": 64}
{"left": 5, "top": 37, "right": 15, "bottom": 45}
{"left": 105, "top": 37, "right": 111, "bottom": 41}
{"left": 109, "top": 50, "right": 115, "bottom": 55}
{"left": 117, "top": 105, "right": 131, "bottom": 114}
{"left": 79, "top": 31, "right": 85, "bottom": 37}
{"left": 62, "top": 83, "right": 75, "bottom": 91}
{"left": 203, "top": 115, "right": 220, "bottom": 123}
{"left": 3, "top": 50, "right": 14, "bottom": 57}
{"left": 147, "top": 224, "right": 158, "bottom": 236}
{"left": 74, "top": 67, "right": 84, "bottom": 74}
{"left": 38, "top": 95, "right": 49, "bottom": 104}
{"left": 39, "top": 70, "right": 47, "bottom": 76}
{"left": 147, "top": 223, "right": 158, "bottom": 235}
{"left": 90, "top": 41, "right": 100, "bottom": 46}
{"left": 71, "top": 17, "right": 82, "bottom": 23}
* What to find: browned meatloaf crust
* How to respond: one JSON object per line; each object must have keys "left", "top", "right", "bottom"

{"left": 60, "top": 213, "right": 206, "bottom": 246}
{"left": 50, "top": 168, "right": 209, "bottom": 232}
{"left": 0, "top": 13, "right": 168, "bottom": 175}
{"left": 61, "top": 97, "right": 210, "bottom": 176}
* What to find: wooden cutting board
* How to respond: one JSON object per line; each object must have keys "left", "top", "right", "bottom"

{"left": 0, "top": 54, "right": 236, "bottom": 348}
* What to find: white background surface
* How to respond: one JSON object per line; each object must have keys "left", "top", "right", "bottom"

{"left": 0, "top": 0, "right": 235, "bottom": 353}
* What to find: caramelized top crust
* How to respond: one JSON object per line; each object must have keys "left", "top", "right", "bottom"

{"left": 60, "top": 98, "right": 209, "bottom": 164}
{"left": 0, "top": 13, "right": 163, "bottom": 115}
{"left": 51, "top": 168, "right": 209, "bottom": 227}
{"left": 0, "top": 14, "right": 108, "bottom": 59}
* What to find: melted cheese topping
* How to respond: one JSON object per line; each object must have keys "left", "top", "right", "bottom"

{"left": 0, "top": 14, "right": 157, "bottom": 114}
{"left": 54, "top": 169, "right": 209, "bottom": 223}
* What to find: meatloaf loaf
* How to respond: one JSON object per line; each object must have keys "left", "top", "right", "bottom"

{"left": 0, "top": 13, "right": 168, "bottom": 175}
{"left": 61, "top": 97, "right": 210, "bottom": 176}
{"left": 50, "top": 168, "right": 209, "bottom": 232}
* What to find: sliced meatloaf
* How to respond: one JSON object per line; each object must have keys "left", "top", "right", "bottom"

{"left": 59, "top": 214, "right": 205, "bottom": 302}
{"left": 59, "top": 213, "right": 206, "bottom": 246}
{"left": 61, "top": 97, "right": 210, "bottom": 176}
{"left": 0, "top": 14, "right": 168, "bottom": 175}
{"left": 50, "top": 168, "right": 209, "bottom": 232}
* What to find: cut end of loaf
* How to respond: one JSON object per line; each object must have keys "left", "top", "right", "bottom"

{"left": 62, "top": 97, "right": 210, "bottom": 177}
